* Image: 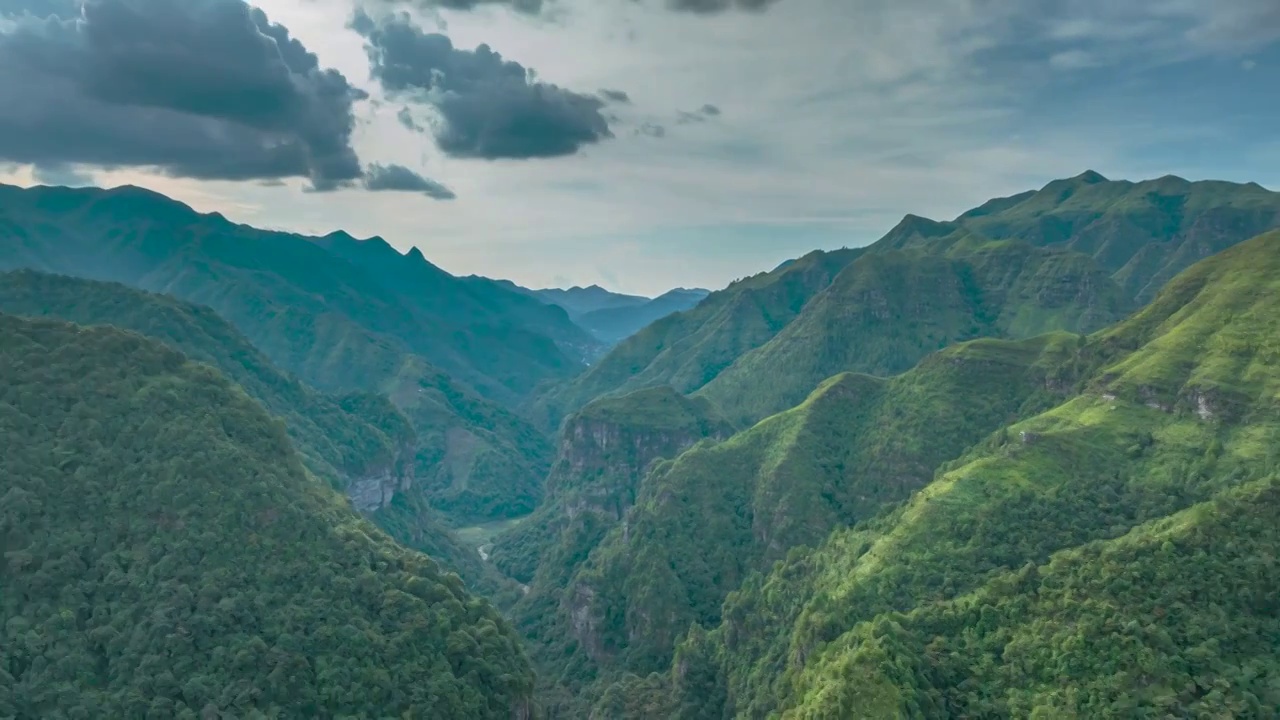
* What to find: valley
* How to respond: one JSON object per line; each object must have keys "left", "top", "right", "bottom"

{"left": 2, "top": 172, "right": 1279, "bottom": 718}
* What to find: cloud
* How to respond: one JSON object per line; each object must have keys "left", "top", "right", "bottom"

{"left": 662, "top": 0, "right": 779, "bottom": 13}
{"left": 368, "top": 0, "right": 544, "bottom": 15}
{"left": 352, "top": 9, "right": 614, "bottom": 159}
{"left": 636, "top": 122, "right": 667, "bottom": 138}
{"left": 32, "top": 162, "right": 94, "bottom": 187}
{"left": 360, "top": 0, "right": 778, "bottom": 15}
{"left": 363, "top": 163, "right": 456, "bottom": 199}
{"left": 397, "top": 105, "right": 427, "bottom": 132}
{"left": 1048, "top": 49, "right": 1098, "bottom": 70}
{"left": 599, "top": 88, "right": 631, "bottom": 103}
{"left": 0, "top": 0, "right": 366, "bottom": 190}
{"left": 1, "top": 0, "right": 81, "bottom": 18}
{"left": 675, "top": 103, "right": 722, "bottom": 124}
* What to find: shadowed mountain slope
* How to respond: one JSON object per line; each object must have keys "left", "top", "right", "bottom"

{"left": 0, "top": 313, "right": 535, "bottom": 718}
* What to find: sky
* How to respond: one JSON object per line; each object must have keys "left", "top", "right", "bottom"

{"left": 1, "top": 0, "right": 1278, "bottom": 296}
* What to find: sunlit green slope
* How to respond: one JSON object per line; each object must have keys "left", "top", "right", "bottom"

{"left": 669, "top": 229, "right": 1280, "bottom": 719}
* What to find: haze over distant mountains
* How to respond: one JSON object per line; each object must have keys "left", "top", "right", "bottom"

{"left": 489, "top": 280, "right": 712, "bottom": 347}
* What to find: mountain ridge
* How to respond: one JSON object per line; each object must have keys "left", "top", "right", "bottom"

{"left": 0, "top": 181, "right": 590, "bottom": 406}
{"left": 532, "top": 172, "right": 1280, "bottom": 431}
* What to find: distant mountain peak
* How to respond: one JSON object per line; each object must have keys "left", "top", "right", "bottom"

{"left": 1072, "top": 169, "right": 1108, "bottom": 184}
{"left": 878, "top": 213, "right": 957, "bottom": 246}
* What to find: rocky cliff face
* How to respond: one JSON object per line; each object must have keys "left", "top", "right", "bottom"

{"left": 345, "top": 442, "right": 415, "bottom": 513}
{"left": 551, "top": 412, "right": 725, "bottom": 521}
{"left": 492, "top": 386, "right": 731, "bottom": 673}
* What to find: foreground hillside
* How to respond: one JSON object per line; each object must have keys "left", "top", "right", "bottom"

{"left": 0, "top": 270, "right": 512, "bottom": 590}
{"left": 658, "top": 229, "right": 1280, "bottom": 717}
{"left": 538, "top": 173, "right": 1280, "bottom": 428}
{"left": 505, "top": 228, "right": 1280, "bottom": 717}
{"left": 0, "top": 313, "right": 533, "bottom": 718}
{"left": 526, "top": 332, "right": 1081, "bottom": 707}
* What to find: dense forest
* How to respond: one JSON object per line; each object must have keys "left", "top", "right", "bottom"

{"left": 1, "top": 174, "right": 1279, "bottom": 718}
{"left": 0, "top": 314, "right": 533, "bottom": 718}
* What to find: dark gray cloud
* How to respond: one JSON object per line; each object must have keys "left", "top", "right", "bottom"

{"left": 676, "top": 104, "right": 723, "bottom": 124}
{"left": 599, "top": 88, "right": 632, "bottom": 104}
{"left": 0, "top": 0, "right": 366, "bottom": 189}
{"left": 0, "top": 0, "right": 82, "bottom": 18}
{"left": 32, "top": 162, "right": 95, "bottom": 187}
{"left": 664, "top": 0, "right": 779, "bottom": 12}
{"left": 366, "top": 0, "right": 777, "bottom": 14}
{"left": 353, "top": 10, "right": 614, "bottom": 160}
{"left": 364, "top": 163, "right": 456, "bottom": 199}
{"left": 374, "top": 0, "right": 544, "bottom": 14}
{"left": 636, "top": 122, "right": 666, "bottom": 138}
{"left": 397, "top": 105, "right": 427, "bottom": 132}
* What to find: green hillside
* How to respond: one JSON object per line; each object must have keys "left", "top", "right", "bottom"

{"left": 492, "top": 386, "right": 732, "bottom": 711}
{"left": 953, "top": 171, "right": 1280, "bottom": 302}
{"left": 0, "top": 270, "right": 407, "bottom": 492}
{"left": 504, "top": 386, "right": 731, "bottom": 585}
{"left": 696, "top": 237, "right": 1126, "bottom": 425}
{"left": 376, "top": 353, "right": 554, "bottom": 524}
{"left": 664, "top": 229, "right": 1280, "bottom": 718}
{"left": 531, "top": 248, "right": 861, "bottom": 428}
{"left": 0, "top": 270, "right": 519, "bottom": 589}
{"left": 535, "top": 332, "right": 1080, "bottom": 703}
{"left": 0, "top": 182, "right": 585, "bottom": 406}
{"left": 0, "top": 313, "right": 534, "bottom": 718}
{"left": 0, "top": 184, "right": 562, "bottom": 524}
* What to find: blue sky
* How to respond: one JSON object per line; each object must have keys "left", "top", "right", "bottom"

{"left": 2, "top": 0, "right": 1277, "bottom": 296}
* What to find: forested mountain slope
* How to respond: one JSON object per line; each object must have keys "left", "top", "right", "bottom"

{"left": 490, "top": 386, "right": 731, "bottom": 588}
{"left": 0, "top": 270, "right": 407, "bottom": 493}
{"left": 0, "top": 186, "right": 559, "bottom": 524}
{"left": 0, "top": 270, "right": 516, "bottom": 590}
{"left": 696, "top": 235, "right": 1127, "bottom": 425}
{"left": 0, "top": 182, "right": 585, "bottom": 405}
{"left": 0, "top": 313, "right": 534, "bottom": 718}
{"left": 953, "top": 171, "right": 1280, "bottom": 303}
{"left": 660, "top": 228, "right": 1280, "bottom": 718}
{"left": 534, "top": 173, "right": 1280, "bottom": 430}
{"left": 0, "top": 270, "right": 547, "bottom": 526}
{"left": 529, "top": 332, "right": 1080, "bottom": 707}
{"left": 530, "top": 248, "right": 861, "bottom": 428}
